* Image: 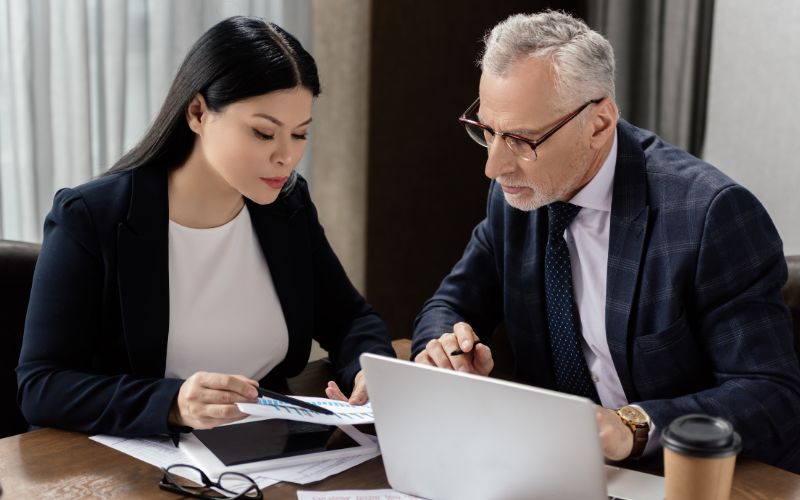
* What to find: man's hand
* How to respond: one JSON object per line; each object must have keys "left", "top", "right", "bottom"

{"left": 169, "top": 372, "right": 258, "bottom": 429}
{"left": 596, "top": 406, "right": 634, "bottom": 461}
{"left": 325, "top": 370, "right": 368, "bottom": 405}
{"left": 414, "top": 322, "right": 494, "bottom": 376}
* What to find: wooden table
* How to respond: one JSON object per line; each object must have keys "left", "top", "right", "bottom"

{"left": 2, "top": 340, "right": 799, "bottom": 499}
{"left": 0, "top": 427, "right": 389, "bottom": 499}
{"left": 3, "top": 427, "right": 800, "bottom": 499}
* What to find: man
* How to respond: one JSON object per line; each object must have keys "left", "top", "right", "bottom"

{"left": 412, "top": 10, "right": 800, "bottom": 471}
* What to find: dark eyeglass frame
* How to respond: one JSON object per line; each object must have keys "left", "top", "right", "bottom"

{"left": 159, "top": 463, "right": 263, "bottom": 500}
{"left": 458, "top": 97, "right": 604, "bottom": 160}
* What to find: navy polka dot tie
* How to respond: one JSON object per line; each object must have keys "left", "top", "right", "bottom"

{"left": 544, "top": 202, "right": 600, "bottom": 404}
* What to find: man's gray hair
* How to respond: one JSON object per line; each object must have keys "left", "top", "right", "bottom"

{"left": 480, "top": 10, "right": 615, "bottom": 111}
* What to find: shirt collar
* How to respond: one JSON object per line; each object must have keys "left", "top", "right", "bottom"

{"left": 568, "top": 131, "right": 617, "bottom": 212}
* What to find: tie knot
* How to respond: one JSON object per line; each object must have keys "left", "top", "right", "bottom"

{"left": 547, "top": 202, "right": 581, "bottom": 235}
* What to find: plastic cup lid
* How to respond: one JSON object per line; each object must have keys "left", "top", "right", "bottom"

{"left": 660, "top": 414, "right": 742, "bottom": 458}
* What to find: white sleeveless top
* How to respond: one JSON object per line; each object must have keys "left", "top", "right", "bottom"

{"left": 164, "top": 205, "right": 289, "bottom": 380}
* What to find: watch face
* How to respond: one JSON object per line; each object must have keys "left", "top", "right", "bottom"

{"left": 619, "top": 406, "right": 648, "bottom": 425}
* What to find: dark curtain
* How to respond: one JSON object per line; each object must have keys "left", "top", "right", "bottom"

{"left": 588, "top": 0, "right": 715, "bottom": 156}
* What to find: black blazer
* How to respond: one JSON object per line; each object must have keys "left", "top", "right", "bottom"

{"left": 17, "top": 166, "right": 394, "bottom": 437}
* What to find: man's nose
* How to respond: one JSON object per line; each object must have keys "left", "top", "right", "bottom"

{"left": 484, "top": 136, "right": 516, "bottom": 180}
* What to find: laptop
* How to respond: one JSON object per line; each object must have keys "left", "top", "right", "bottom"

{"left": 360, "top": 353, "right": 664, "bottom": 500}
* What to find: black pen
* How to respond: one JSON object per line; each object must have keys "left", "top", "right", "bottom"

{"left": 450, "top": 340, "right": 483, "bottom": 356}
{"left": 256, "top": 387, "right": 335, "bottom": 415}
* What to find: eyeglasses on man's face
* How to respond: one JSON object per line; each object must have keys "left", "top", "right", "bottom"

{"left": 159, "top": 463, "right": 262, "bottom": 500}
{"left": 458, "top": 97, "right": 603, "bottom": 161}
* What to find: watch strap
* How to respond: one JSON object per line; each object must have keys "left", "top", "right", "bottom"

{"left": 616, "top": 406, "right": 650, "bottom": 459}
{"left": 629, "top": 423, "right": 649, "bottom": 458}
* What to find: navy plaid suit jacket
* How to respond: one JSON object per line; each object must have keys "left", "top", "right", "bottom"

{"left": 412, "top": 120, "right": 800, "bottom": 472}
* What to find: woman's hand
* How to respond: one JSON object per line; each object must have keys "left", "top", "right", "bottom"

{"left": 169, "top": 372, "right": 259, "bottom": 429}
{"left": 325, "top": 370, "right": 368, "bottom": 405}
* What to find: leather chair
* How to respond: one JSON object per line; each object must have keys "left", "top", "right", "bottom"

{"left": 0, "top": 239, "right": 40, "bottom": 438}
{"left": 781, "top": 255, "right": 800, "bottom": 361}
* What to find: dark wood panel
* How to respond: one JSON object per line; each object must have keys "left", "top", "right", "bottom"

{"left": 365, "top": 1, "right": 589, "bottom": 339}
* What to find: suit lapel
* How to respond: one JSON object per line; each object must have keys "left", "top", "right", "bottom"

{"left": 117, "top": 167, "right": 170, "bottom": 378}
{"left": 526, "top": 207, "right": 557, "bottom": 388}
{"left": 245, "top": 194, "right": 312, "bottom": 377}
{"left": 606, "top": 120, "right": 650, "bottom": 401}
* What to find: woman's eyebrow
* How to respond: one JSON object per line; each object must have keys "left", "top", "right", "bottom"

{"left": 253, "top": 113, "right": 313, "bottom": 127}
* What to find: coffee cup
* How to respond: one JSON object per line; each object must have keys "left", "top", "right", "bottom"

{"left": 661, "top": 414, "right": 742, "bottom": 500}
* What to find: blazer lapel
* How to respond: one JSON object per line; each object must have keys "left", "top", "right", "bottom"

{"left": 526, "top": 207, "right": 557, "bottom": 388}
{"left": 117, "top": 167, "right": 171, "bottom": 378}
{"left": 606, "top": 120, "right": 650, "bottom": 401}
{"left": 245, "top": 194, "right": 312, "bottom": 378}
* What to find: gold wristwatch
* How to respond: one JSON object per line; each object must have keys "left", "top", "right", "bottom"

{"left": 616, "top": 405, "right": 650, "bottom": 459}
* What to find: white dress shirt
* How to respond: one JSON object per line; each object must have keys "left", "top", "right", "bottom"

{"left": 565, "top": 132, "right": 626, "bottom": 408}
{"left": 564, "top": 132, "right": 657, "bottom": 453}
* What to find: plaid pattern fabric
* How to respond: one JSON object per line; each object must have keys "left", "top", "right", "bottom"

{"left": 413, "top": 120, "right": 800, "bottom": 472}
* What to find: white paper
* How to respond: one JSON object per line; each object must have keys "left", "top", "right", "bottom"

{"left": 90, "top": 434, "right": 189, "bottom": 469}
{"left": 238, "top": 396, "right": 375, "bottom": 425}
{"left": 260, "top": 439, "right": 381, "bottom": 484}
{"left": 91, "top": 430, "right": 379, "bottom": 490}
{"left": 90, "top": 434, "right": 273, "bottom": 491}
{"left": 297, "top": 490, "right": 424, "bottom": 500}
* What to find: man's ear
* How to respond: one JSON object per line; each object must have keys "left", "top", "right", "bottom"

{"left": 589, "top": 98, "right": 618, "bottom": 148}
{"left": 186, "top": 93, "right": 209, "bottom": 136}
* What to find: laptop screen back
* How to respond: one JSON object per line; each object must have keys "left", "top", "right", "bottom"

{"left": 361, "top": 353, "right": 609, "bottom": 500}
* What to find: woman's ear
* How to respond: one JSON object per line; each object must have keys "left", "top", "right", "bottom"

{"left": 186, "top": 93, "right": 209, "bottom": 136}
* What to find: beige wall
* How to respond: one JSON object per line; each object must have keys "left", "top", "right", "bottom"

{"left": 308, "top": 0, "right": 372, "bottom": 360}
{"left": 310, "top": 0, "right": 371, "bottom": 291}
{"left": 703, "top": 0, "right": 800, "bottom": 254}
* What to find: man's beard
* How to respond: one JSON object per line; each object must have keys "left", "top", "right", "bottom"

{"left": 497, "top": 150, "right": 589, "bottom": 212}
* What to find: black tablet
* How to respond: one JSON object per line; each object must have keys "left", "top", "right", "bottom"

{"left": 192, "top": 419, "right": 362, "bottom": 467}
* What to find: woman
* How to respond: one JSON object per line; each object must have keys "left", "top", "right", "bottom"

{"left": 17, "top": 16, "right": 394, "bottom": 437}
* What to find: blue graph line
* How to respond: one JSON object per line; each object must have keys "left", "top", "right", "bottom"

{"left": 254, "top": 397, "right": 373, "bottom": 421}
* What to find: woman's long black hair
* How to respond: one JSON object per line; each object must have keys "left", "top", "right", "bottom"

{"left": 107, "top": 16, "right": 320, "bottom": 175}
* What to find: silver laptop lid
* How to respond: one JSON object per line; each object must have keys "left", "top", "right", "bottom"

{"left": 361, "top": 353, "right": 608, "bottom": 500}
